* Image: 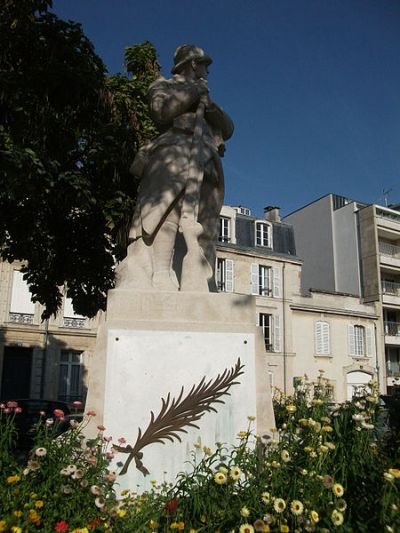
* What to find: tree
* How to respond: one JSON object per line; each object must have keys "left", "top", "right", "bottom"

{"left": 0, "top": 0, "right": 160, "bottom": 318}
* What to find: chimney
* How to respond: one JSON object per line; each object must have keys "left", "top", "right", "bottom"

{"left": 264, "top": 206, "right": 280, "bottom": 222}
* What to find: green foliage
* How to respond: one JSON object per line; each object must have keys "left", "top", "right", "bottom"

{"left": 0, "top": 1, "right": 159, "bottom": 318}
{"left": 1, "top": 377, "right": 399, "bottom": 532}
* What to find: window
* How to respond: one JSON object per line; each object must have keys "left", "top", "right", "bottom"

{"left": 354, "top": 325, "right": 365, "bottom": 356}
{"left": 386, "top": 347, "right": 400, "bottom": 377}
{"left": 234, "top": 206, "right": 251, "bottom": 216}
{"left": 315, "top": 321, "right": 330, "bottom": 355}
{"left": 251, "top": 264, "right": 281, "bottom": 297}
{"left": 58, "top": 351, "right": 84, "bottom": 402}
{"left": 255, "top": 221, "right": 272, "bottom": 248}
{"left": 216, "top": 258, "right": 234, "bottom": 292}
{"left": 9, "top": 270, "right": 35, "bottom": 324}
{"left": 259, "top": 313, "right": 281, "bottom": 352}
{"left": 63, "top": 295, "right": 86, "bottom": 328}
{"left": 348, "top": 325, "right": 374, "bottom": 357}
{"left": 218, "top": 217, "right": 230, "bottom": 242}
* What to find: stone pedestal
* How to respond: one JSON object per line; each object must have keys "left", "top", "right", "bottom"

{"left": 85, "top": 290, "right": 274, "bottom": 490}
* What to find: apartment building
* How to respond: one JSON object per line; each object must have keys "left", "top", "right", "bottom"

{"left": 284, "top": 193, "right": 399, "bottom": 395}
{"left": 216, "top": 205, "right": 381, "bottom": 401}
{"left": 0, "top": 201, "right": 382, "bottom": 404}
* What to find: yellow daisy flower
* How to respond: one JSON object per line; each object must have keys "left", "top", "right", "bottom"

{"left": 331, "top": 510, "right": 344, "bottom": 526}
{"left": 240, "top": 506, "right": 250, "bottom": 517}
{"left": 214, "top": 472, "right": 227, "bottom": 485}
{"left": 332, "top": 483, "right": 345, "bottom": 497}
{"left": 230, "top": 465, "right": 242, "bottom": 481}
{"left": 273, "top": 498, "right": 286, "bottom": 513}
{"left": 239, "top": 525, "right": 254, "bottom": 533}
{"left": 290, "top": 500, "right": 304, "bottom": 515}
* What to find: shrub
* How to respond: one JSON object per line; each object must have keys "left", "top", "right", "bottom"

{"left": 0, "top": 374, "right": 399, "bottom": 532}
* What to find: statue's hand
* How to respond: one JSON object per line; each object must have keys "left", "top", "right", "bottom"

{"left": 196, "top": 78, "right": 209, "bottom": 97}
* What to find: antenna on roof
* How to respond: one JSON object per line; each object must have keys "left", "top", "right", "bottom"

{"left": 383, "top": 188, "right": 392, "bottom": 207}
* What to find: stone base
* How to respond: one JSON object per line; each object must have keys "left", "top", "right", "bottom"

{"left": 84, "top": 290, "right": 274, "bottom": 490}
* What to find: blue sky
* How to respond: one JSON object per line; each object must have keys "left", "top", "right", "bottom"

{"left": 53, "top": 0, "right": 400, "bottom": 217}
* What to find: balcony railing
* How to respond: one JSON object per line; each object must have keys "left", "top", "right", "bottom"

{"left": 63, "top": 317, "right": 86, "bottom": 329}
{"left": 377, "top": 209, "right": 400, "bottom": 223}
{"left": 384, "top": 321, "right": 400, "bottom": 337}
{"left": 382, "top": 280, "right": 400, "bottom": 296}
{"left": 9, "top": 312, "right": 34, "bottom": 324}
{"left": 379, "top": 241, "right": 400, "bottom": 258}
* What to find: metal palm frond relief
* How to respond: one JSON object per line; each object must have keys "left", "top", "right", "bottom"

{"left": 114, "top": 358, "right": 245, "bottom": 475}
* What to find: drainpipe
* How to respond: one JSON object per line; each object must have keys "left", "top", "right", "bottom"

{"left": 282, "top": 263, "right": 287, "bottom": 394}
{"left": 374, "top": 321, "right": 381, "bottom": 394}
{"left": 40, "top": 319, "right": 49, "bottom": 399}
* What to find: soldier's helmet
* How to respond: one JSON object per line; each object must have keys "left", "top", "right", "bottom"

{"left": 171, "top": 44, "right": 212, "bottom": 74}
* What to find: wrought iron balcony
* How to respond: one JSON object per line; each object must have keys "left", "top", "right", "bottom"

{"left": 384, "top": 321, "right": 400, "bottom": 337}
{"left": 382, "top": 280, "right": 400, "bottom": 296}
{"left": 379, "top": 241, "right": 400, "bottom": 258}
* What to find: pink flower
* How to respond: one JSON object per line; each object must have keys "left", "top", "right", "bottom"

{"left": 117, "top": 437, "right": 126, "bottom": 444}
{"left": 0, "top": 403, "right": 5, "bottom": 409}
{"left": 103, "top": 435, "right": 112, "bottom": 442}
{"left": 87, "top": 457, "right": 97, "bottom": 466}
{"left": 39, "top": 410, "right": 46, "bottom": 416}
{"left": 4, "top": 408, "right": 10, "bottom": 414}
{"left": 97, "top": 424, "right": 105, "bottom": 431}
{"left": 53, "top": 409, "right": 64, "bottom": 418}
{"left": 106, "top": 451, "right": 114, "bottom": 460}
{"left": 15, "top": 407, "right": 22, "bottom": 414}
{"left": 86, "top": 410, "right": 96, "bottom": 417}
{"left": 7, "top": 400, "right": 18, "bottom": 409}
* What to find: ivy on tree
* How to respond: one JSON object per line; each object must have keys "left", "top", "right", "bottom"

{"left": 0, "top": 0, "right": 160, "bottom": 319}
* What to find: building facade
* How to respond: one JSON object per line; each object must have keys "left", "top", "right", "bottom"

{"left": 284, "top": 193, "right": 399, "bottom": 395}
{"left": 216, "top": 204, "right": 381, "bottom": 401}
{"left": 0, "top": 201, "right": 383, "bottom": 405}
{"left": 0, "top": 260, "right": 98, "bottom": 403}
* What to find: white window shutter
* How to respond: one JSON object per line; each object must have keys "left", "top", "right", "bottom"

{"left": 348, "top": 325, "right": 355, "bottom": 356}
{"left": 272, "top": 267, "right": 282, "bottom": 298}
{"left": 273, "top": 315, "right": 281, "bottom": 352}
{"left": 322, "top": 322, "right": 330, "bottom": 354}
{"left": 225, "top": 259, "right": 234, "bottom": 293}
{"left": 64, "top": 296, "right": 84, "bottom": 318}
{"left": 10, "top": 271, "right": 35, "bottom": 314}
{"left": 315, "top": 321, "right": 323, "bottom": 354}
{"left": 366, "top": 327, "right": 374, "bottom": 357}
{"left": 251, "top": 263, "right": 259, "bottom": 295}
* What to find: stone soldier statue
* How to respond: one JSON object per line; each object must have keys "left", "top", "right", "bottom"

{"left": 117, "top": 44, "right": 234, "bottom": 292}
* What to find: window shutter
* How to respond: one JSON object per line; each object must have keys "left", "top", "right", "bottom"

{"left": 272, "top": 267, "right": 282, "bottom": 298}
{"left": 348, "top": 325, "right": 355, "bottom": 356}
{"left": 64, "top": 296, "right": 84, "bottom": 318}
{"left": 10, "top": 271, "right": 35, "bottom": 314}
{"left": 225, "top": 259, "right": 234, "bottom": 293}
{"left": 322, "top": 322, "right": 330, "bottom": 354}
{"left": 366, "top": 327, "right": 374, "bottom": 357}
{"left": 273, "top": 315, "right": 281, "bottom": 352}
{"left": 251, "top": 263, "right": 259, "bottom": 295}
{"left": 315, "top": 321, "right": 323, "bottom": 354}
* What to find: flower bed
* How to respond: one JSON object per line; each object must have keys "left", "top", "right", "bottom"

{"left": 0, "top": 374, "right": 399, "bottom": 532}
